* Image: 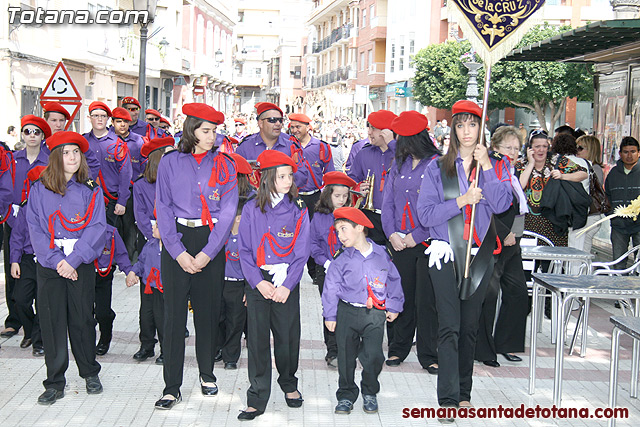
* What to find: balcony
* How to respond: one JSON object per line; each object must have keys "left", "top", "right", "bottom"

{"left": 311, "top": 24, "right": 353, "bottom": 54}
{"left": 307, "top": 66, "right": 355, "bottom": 89}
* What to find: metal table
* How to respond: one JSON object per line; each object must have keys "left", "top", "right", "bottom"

{"left": 521, "top": 246, "right": 594, "bottom": 347}
{"left": 529, "top": 273, "right": 640, "bottom": 407}
{"left": 608, "top": 316, "right": 640, "bottom": 427}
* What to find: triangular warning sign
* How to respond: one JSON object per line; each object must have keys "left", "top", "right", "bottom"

{"left": 39, "top": 101, "right": 82, "bottom": 130}
{"left": 41, "top": 62, "right": 81, "bottom": 101}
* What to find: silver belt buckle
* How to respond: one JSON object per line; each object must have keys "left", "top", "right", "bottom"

{"left": 186, "top": 220, "right": 196, "bottom": 228}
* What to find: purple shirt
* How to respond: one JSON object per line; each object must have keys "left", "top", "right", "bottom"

{"left": 133, "top": 177, "right": 156, "bottom": 242}
{"left": 156, "top": 150, "right": 238, "bottom": 259}
{"left": 9, "top": 202, "right": 33, "bottom": 263}
{"left": 235, "top": 132, "right": 310, "bottom": 189}
{"left": 132, "top": 238, "right": 162, "bottom": 289}
{"left": 83, "top": 129, "right": 133, "bottom": 206}
{"left": 347, "top": 140, "right": 396, "bottom": 210}
{"left": 321, "top": 239, "right": 404, "bottom": 321}
{"left": 238, "top": 196, "right": 310, "bottom": 291}
{"left": 96, "top": 225, "right": 133, "bottom": 274}
{"left": 381, "top": 156, "right": 434, "bottom": 243}
{"left": 26, "top": 179, "right": 107, "bottom": 270}
{"left": 130, "top": 119, "right": 165, "bottom": 139}
{"left": 12, "top": 148, "right": 49, "bottom": 204}
{"left": 310, "top": 211, "right": 340, "bottom": 266}
{"left": 225, "top": 232, "right": 244, "bottom": 279}
{"left": 40, "top": 139, "right": 101, "bottom": 180}
{"left": 121, "top": 131, "right": 146, "bottom": 182}
{"left": 416, "top": 154, "right": 512, "bottom": 243}
{"left": 345, "top": 138, "right": 368, "bottom": 172}
{"left": 299, "top": 137, "right": 335, "bottom": 192}
{"left": 0, "top": 149, "right": 14, "bottom": 224}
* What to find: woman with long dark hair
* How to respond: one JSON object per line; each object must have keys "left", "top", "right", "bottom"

{"left": 26, "top": 131, "right": 107, "bottom": 405}
{"left": 154, "top": 104, "right": 238, "bottom": 409}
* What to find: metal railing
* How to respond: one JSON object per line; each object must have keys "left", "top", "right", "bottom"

{"left": 311, "top": 23, "right": 353, "bottom": 54}
{"left": 308, "top": 66, "right": 354, "bottom": 88}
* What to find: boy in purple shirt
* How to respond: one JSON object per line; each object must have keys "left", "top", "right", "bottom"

{"left": 322, "top": 207, "right": 404, "bottom": 415}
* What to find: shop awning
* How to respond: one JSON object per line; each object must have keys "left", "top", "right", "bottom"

{"left": 503, "top": 19, "right": 640, "bottom": 63}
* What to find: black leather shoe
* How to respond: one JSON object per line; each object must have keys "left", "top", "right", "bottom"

{"left": 32, "top": 346, "right": 45, "bottom": 357}
{"left": 133, "top": 348, "right": 154, "bottom": 361}
{"left": 285, "top": 390, "right": 304, "bottom": 408}
{"left": 95, "top": 341, "right": 110, "bottom": 356}
{"left": 85, "top": 375, "right": 103, "bottom": 394}
{"left": 224, "top": 362, "right": 237, "bottom": 370}
{"left": 185, "top": 328, "right": 190, "bottom": 338}
{"left": 362, "top": 394, "right": 378, "bottom": 413}
{"left": 385, "top": 357, "right": 402, "bottom": 367}
{"left": 483, "top": 360, "right": 500, "bottom": 368}
{"left": 0, "top": 327, "right": 18, "bottom": 338}
{"left": 155, "top": 393, "right": 181, "bottom": 410}
{"left": 200, "top": 377, "right": 218, "bottom": 396}
{"left": 38, "top": 388, "right": 64, "bottom": 405}
{"left": 334, "top": 399, "right": 353, "bottom": 414}
{"left": 501, "top": 353, "right": 522, "bottom": 362}
{"left": 155, "top": 354, "right": 164, "bottom": 365}
{"left": 20, "top": 337, "right": 33, "bottom": 348}
{"left": 214, "top": 349, "right": 223, "bottom": 362}
{"left": 238, "top": 409, "right": 264, "bottom": 421}
{"left": 425, "top": 364, "right": 439, "bottom": 375}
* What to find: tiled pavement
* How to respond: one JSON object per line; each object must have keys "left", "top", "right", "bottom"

{"left": 1, "top": 266, "right": 639, "bottom": 426}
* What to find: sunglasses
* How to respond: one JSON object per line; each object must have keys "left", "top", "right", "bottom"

{"left": 530, "top": 129, "right": 548, "bottom": 138}
{"left": 23, "top": 128, "right": 42, "bottom": 136}
{"left": 262, "top": 117, "right": 283, "bottom": 124}
{"left": 125, "top": 107, "right": 140, "bottom": 111}
{"left": 147, "top": 117, "right": 160, "bottom": 122}
{"left": 235, "top": 123, "right": 245, "bottom": 127}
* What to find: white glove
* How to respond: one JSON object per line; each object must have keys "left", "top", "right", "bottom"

{"left": 424, "top": 240, "right": 454, "bottom": 270}
{"left": 262, "top": 263, "right": 289, "bottom": 288}
{"left": 323, "top": 260, "right": 331, "bottom": 270}
{"left": 12, "top": 204, "right": 20, "bottom": 218}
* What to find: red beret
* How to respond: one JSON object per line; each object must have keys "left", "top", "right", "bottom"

{"left": 121, "top": 97, "right": 140, "bottom": 108}
{"left": 256, "top": 102, "right": 283, "bottom": 117}
{"left": 213, "top": 110, "right": 225, "bottom": 125}
{"left": 89, "top": 101, "right": 112, "bottom": 117}
{"left": 334, "top": 207, "right": 374, "bottom": 228}
{"left": 322, "top": 171, "right": 356, "bottom": 188}
{"left": 140, "top": 136, "right": 175, "bottom": 158}
{"left": 159, "top": 116, "right": 171, "bottom": 126}
{"left": 27, "top": 165, "right": 47, "bottom": 182}
{"left": 257, "top": 150, "right": 297, "bottom": 173}
{"left": 46, "top": 131, "right": 89, "bottom": 153}
{"left": 288, "top": 113, "right": 311, "bottom": 124}
{"left": 182, "top": 103, "right": 223, "bottom": 125}
{"left": 145, "top": 109, "right": 162, "bottom": 118}
{"left": 367, "top": 110, "right": 397, "bottom": 130}
{"left": 230, "top": 153, "right": 253, "bottom": 175}
{"left": 43, "top": 102, "right": 71, "bottom": 121}
{"left": 391, "top": 111, "right": 430, "bottom": 137}
{"left": 452, "top": 100, "right": 482, "bottom": 118}
{"left": 21, "top": 115, "right": 52, "bottom": 139}
{"left": 111, "top": 107, "right": 132, "bottom": 121}
{"left": 234, "top": 117, "right": 246, "bottom": 125}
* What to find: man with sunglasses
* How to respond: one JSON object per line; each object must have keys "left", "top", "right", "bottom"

{"left": 235, "top": 102, "right": 309, "bottom": 189}
{"left": 122, "top": 97, "right": 165, "bottom": 141}
{"left": 145, "top": 109, "right": 162, "bottom": 129}
{"left": 233, "top": 118, "right": 248, "bottom": 140}
{"left": 159, "top": 117, "right": 172, "bottom": 135}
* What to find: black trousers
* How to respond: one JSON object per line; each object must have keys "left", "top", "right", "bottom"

{"left": 245, "top": 282, "right": 300, "bottom": 412}
{"left": 139, "top": 282, "right": 164, "bottom": 352}
{"left": 122, "top": 190, "right": 139, "bottom": 261}
{"left": 301, "top": 191, "right": 321, "bottom": 281}
{"left": 475, "top": 240, "right": 529, "bottom": 360}
{"left": 13, "top": 254, "right": 41, "bottom": 346}
{"left": 94, "top": 269, "right": 116, "bottom": 342}
{"left": 220, "top": 279, "right": 247, "bottom": 363}
{"left": 37, "top": 263, "right": 101, "bottom": 391}
{"left": 335, "top": 300, "right": 386, "bottom": 403}
{"left": 161, "top": 223, "right": 224, "bottom": 397}
{"left": 316, "top": 266, "right": 337, "bottom": 359}
{"left": 428, "top": 258, "right": 492, "bottom": 406}
{"left": 3, "top": 223, "right": 21, "bottom": 330}
{"left": 362, "top": 210, "right": 386, "bottom": 246}
{"left": 415, "top": 256, "right": 439, "bottom": 368}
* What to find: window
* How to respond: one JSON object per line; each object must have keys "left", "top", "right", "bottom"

{"left": 238, "top": 11, "right": 244, "bottom": 22}
{"left": 369, "top": 5, "right": 374, "bottom": 25}
{"left": 399, "top": 58, "right": 404, "bottom": 71}
{"left": 391, "top": 43, "right": 395, "bottom": 59}
{"left": 360, "top": 52, "right": 365, "bottom": 71}
{"left": 368, "top": 49, "right": 373, "bottom": 70}
{"left": 390, "top": 60, "right": 394, "bottom": 73}
{"left": 362, "top": 8, "right": 366, "bottom": 27}
{"left": 410, "top": 39, "right": 415, "bottom": 54}
{"left": 400, "top": 45, "right": 405, "bottom": 56}
{"left": 255, "top": 68, "right": 262, "bottom": 76}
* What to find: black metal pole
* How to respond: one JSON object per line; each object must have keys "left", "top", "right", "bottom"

{"left": 138, "top": 23, "right": 148, "bottom": 111}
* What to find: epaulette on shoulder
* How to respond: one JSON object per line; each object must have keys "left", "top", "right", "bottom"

{"left": 293, "top": 196, "right": 306, "bottom": 211}
{"left": 19, "top": 198, "right": 28, "bottom": 207}
{"left": 247, "top": 193, "right": 257, "bottom": 202}
{"left": 238, "top": 133, "right": 255, "bottom": 145}
{"left": 385, "top": 245, "right": 394, "bottom": 261}
{"left": 489, "top": 151, "right": 503, "bottom": 161}
{"left": 163, "top": 149, "right": 178, "bottom": 157}
{"left": 332, "top": 248, "right": 344, "bottom": 260}
{"left": 84, "top": 178, "right": 99, "bottom": 190}
{"left": 133, "top": 175, "right": 145, "bottom": 182}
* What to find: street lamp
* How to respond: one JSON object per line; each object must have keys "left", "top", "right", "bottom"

{"left": 215, "top": 49, "right": 223, "bottom": 65}
{"left": 133, "top": 0, "right": 158, "bottom": 111}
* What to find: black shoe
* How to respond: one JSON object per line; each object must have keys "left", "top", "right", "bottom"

{"left": 20, "top": 337, "right": 33, "bottom": 348}
{"left": 238, "top": 409, "right": 264, "bottom": 421}
{"left": 335, "top": 399, "right": 353, "bottom": 414}
{"left": 385, "top": 357, "right": 402, "bottom": 367}
{"left": 200, "top": 377, "right": 218, "bottom": 396}
{"left": 32, "top": 346, "right": 45, "bottom": 357}
{"left": 95, "top": 341, "right": 110, "bottom": 356}
{"left": 425, "top": 364, "right": 439, "bottom": 375}
{"left": 133, "top": 348, "right": 154, "bottom": 361}
{"left": 155, "top": 393, "right": 181, "bottom": 410}
{"left": 0, "top": 327, "right": 18, "bottom": 338}
{"left": 185, "top": 328, "right": 190, "bottom": 338}
{"left": 326, "top": 356, "right": 338, "bottom": 368}
{"left": 438, "top": 404, "right": 457, "bottom": 424}
{"left": 224, "top": 362, "right": 237, "bottom": 370}
{"left": 155, "top": 354, "right": 164, "bottom": 365}
{"left": 214, "top": 349, "right": 223, "bottom": 362}
{"left": 362, "top": 394, "right": 378, "bottom": 413}
{"left": 38, "top": 388, "right": 64, "bottom": 405}
{"left": 501, "top": 353, "right": 522, "bottom": 362}
{"left": 483, "top": 360, "right": 500, "bottom": 368}
{"left": 285, "top": 390, "right": 303, "bottom": 408}
{"left": 85, "top": 375, "right": 103, "bottom": 394}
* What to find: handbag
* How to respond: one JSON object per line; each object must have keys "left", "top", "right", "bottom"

{"left": 587, "top": 163, "right": 611, "bottom": 215}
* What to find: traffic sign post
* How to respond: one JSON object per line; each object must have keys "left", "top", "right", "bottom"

{"left": 40, "top": 61, "right": 83, "bottom": 130}
{"left": 39, "top": 100, "right": 81, "bottom": 131}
